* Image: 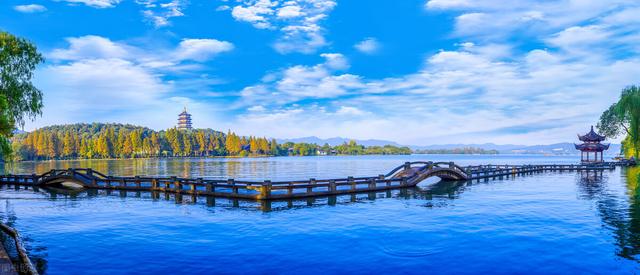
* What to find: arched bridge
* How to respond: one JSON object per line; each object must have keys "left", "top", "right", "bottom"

{"left": 0, "top": 162, "right": 622, "bottom": 201}
{"left": 384, "top": 161, "right": 469, "bottom": 184}
{"left": 34, "top": 168, "right": 109, "bottom": 189}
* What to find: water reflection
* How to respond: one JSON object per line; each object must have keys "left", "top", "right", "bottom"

{"left": 1, "top": 155, "right": 582, "bottom": 182}
{"left": 0, "top": 178, "right": 471, "bottom": 213}
{"left": 0, "top": 200, "right": 48, "bottom": 273}
{"left": 577, "top": 167, "right": 640, "bottom": 261}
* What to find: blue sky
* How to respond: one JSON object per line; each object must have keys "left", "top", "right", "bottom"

{"left": 2, "top": 0, "right": 639, "bottom": 145}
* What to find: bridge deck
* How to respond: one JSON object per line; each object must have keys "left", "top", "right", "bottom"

{"left": 0, "top": 162, "right": 628, "bottom": 201}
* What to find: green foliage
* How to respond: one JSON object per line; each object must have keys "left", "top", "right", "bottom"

{"left": 10, "top": 123, "right": 416, "bottom": 160}
{"left": 0, "top": 31, "right": 44, "bottom": 160}
{"left": 599, "top": 86, "right": 640, "bottom": 158}
{"left": 597, "top": 104, "right": 626, "bottom": 138}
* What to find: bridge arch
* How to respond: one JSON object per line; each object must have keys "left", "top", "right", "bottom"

{"left": 39, "top": 175, "right": 88, "bottom": 189}
{"left": 386, "top": 161, "right": 469, "bottom": 185}
{"left": 36, "top": 169, "right": 104, "bottom": 189}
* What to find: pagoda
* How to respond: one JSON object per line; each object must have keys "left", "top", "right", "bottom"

{"left": 177, "top": 107, "right": 192, "bottom": 130}
{"left": 575, "top": 126, "right": 609, "bottom": 163}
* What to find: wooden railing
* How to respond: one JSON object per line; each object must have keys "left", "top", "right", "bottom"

{"left": 0, "top": 162, "right": 625, "bottom": 201}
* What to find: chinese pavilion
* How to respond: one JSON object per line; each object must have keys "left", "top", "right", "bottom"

{"left": 575, "top": 126, "right": 609, "bottom": 163}
{"left": 177, "top": 107, "right": 192, "bottom": 130}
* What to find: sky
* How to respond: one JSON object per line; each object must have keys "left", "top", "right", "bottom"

{"left": 1, "top": 0, "right": 639, "bottom": 145}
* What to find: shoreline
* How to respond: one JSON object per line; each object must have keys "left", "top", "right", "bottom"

{"left": 2, "top": 153, "right": 605, "bottom": 165}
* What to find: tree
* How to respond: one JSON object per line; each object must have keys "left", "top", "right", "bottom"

{"left": 0, "top": 96, "right": 14, "bottom": 157}
{"left": 270, "top": 139, "right": 279, "bottom": 156}
{"left": 62, "top": 131, "right": 74, "bottom": 157}
{"left": 150, "top": 132, "right": 160, "bottom": 156}
{"left": 225, "top": 131, "right": 242, "bottom": 155}
{"left": 598, "top": 86, "right": 640, "bottom": 158}
{"left": 183, "top": 134, "right": 192, "bottom": 156}
{"left": 0, "top": 32, "right": 44, "bottom": 159}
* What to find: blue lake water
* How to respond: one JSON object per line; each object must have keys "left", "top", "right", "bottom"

{"left": 1, "top": 154, "right": 640, "bottom": 274}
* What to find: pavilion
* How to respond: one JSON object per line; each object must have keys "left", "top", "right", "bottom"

{"left": 575, "top": 126, "right": 609, "bottom": 163}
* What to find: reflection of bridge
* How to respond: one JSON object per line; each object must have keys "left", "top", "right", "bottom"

{"left": 0, "top": 162, "right": 623, "bottom": 200}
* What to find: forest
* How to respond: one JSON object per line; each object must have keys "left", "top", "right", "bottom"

{"left": 9, "top": 123, "right": 412, "bottom": 161}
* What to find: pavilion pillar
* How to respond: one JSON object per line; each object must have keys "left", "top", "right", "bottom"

{"left": 587, "top": 151, "right": 589, "bottom": 162}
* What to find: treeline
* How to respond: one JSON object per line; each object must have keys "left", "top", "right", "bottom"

{"left": 9, "top": 123, "right": 412, "bottom": 161}
{"left": 285, "top": 140, "right": 412, "bottom": 156}
{"left": 414, "top": 147, "right": 499, "bottom": 154}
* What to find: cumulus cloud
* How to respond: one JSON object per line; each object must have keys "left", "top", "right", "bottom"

{"left": 49, "top": 35, "right": 131, "bottom": 60}
{"left": 229, "top": 29, "right": 640, "bottom": 144}
{"left": 174, "top": 39, "right": 234, "bottom": 61}
{"left": 237, "top": 53, "right": 362, "bottom": 102}
{"left": 14, "top": 4, "right": 47, "bottom": 13}
{"left": 29, "top": 35, "right": 234, "bottom": 130}
{"left": 140, "top": 0, "right": 186, "bottom": 27}
{"left": 354, "top": 38, "right": 380, "bottom": 54}
{"left": 48, "top": 35, "right": 234, "bottom": 63}
{"left": 60, "top": 0, "right": 121, "bottom": 8}
{"left": 227, "top": 0, "right": 336, "bottom": 54}
{"left": 425, "top": 0, "right": 636, "bottom": 41}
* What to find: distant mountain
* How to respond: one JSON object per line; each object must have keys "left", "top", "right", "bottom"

{"left": 12, "top": 129, "right": 25, "bottom": 135}
{"left": 410, "top": 143, "right": 523, "bottom": 151}
{"left": 278, "top": 136, "right": 403, "bottom": 147}
{"left": 280, "top": 137, "right": 622, "bottom": 156}
{"left": 504, "top": 142, "right": 621, "bottom": 155}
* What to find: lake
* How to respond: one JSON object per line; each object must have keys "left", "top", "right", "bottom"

{"left": 1, "top": 154, "right": 639, "bottom": 274}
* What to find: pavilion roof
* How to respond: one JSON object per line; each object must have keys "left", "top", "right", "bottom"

{"left": 574, "top": 142, "right": 610, "bottom": 152}
{"left": 578, "top": 126, "right": 606, "bottom": 142}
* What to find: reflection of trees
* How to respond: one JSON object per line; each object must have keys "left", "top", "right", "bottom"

{"left": 579, "top": 167, "right": 640, "bottom": 261}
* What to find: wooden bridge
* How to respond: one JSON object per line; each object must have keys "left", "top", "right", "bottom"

{"left": 0, "top": 161, "right": 624, "bottom": 201}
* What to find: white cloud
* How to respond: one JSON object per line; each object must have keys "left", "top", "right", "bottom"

{"left": 140, "top": 0, "right": 186, "bottom": 27}
{"left": 13, "top": 4, "right": 47, "bottom": 13}
{"left": 354, "top": 38, "right": 380, "bottom": 54}
{"left": 49, "top": 35, "right": 130, "bottom": 60}
{"left": 426, "top": 0, "right": 473, "bottom": 10}
{"left": 227, "top": 0, "right": 337, "bottom": 54}
{"left": 238, "top": 53, "right": 360, "bottom": 102}
{"left": 174, "top": 39, "right": 234, "bottom": 62}
{"left": 27, "top": 35, "right": 234, "bottom": 130}
{"left": 228, "top": 36, "right": 640, "bottom": 144}
{"left": 216, "top": 5, "right": 231, "bottom": 11}
{"left": 39, "top": 59, "right": 169, "bottom": 110}
{"left": 431, "top": 0, "right": 639, "bottom": 39}
{"left": 248, "top": 105, "right": 266, "bottom": 112}
{"left": 546, "top": 25, "right": 611, "bottom": 50}
{"left": 231, "top": 0, "right": 276, "bottom": 29}
{"left": 59, "top": 0, "right": 121, "bottom": 8}
{"left": 48, "top": 35, "right": 234, "bottom": 64}
{"left": 320, "top": 53, "right": 349, "bottom": 70}
{"left": 222, "top": 2, "right": 640, "bottom": 144}
{"left": 277, "top": 5, "right": 305, "bottom": 18}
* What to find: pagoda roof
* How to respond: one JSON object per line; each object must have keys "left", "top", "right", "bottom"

{"left": 575, "top": 142, "right": 610, "bottom": 151}
{"left": 578, "top": 126, "right": 606, "bottom": 142}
